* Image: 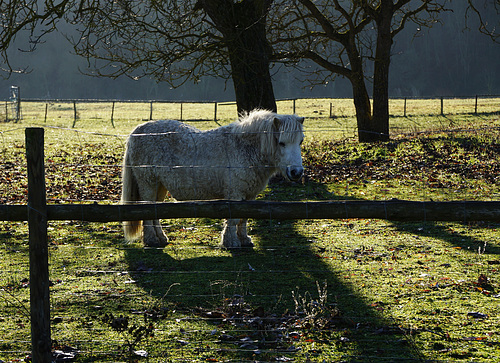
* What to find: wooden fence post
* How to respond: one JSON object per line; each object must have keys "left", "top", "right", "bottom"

{"left": 404, "top": 98, "right": 407, "bottom": 117}
{"left": 440, "top": 97, "right": 444, "bottom": 116}
{"left": 110, "top": 101, "right": 116, "bottom": 128}
{"left": 475, "top": 95, "right": 478, "bottom": 115}
{"left": 25, "top": 127, "right": 52, "bottom": 362}
{"left": 12, "top": 86, "right": 21, "bottom": 122}
{"left": 72, "top": 101, "right": 78, "bottom": 128}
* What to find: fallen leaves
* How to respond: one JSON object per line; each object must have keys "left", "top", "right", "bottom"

{"left": 192, "top": 293, "right": 340, "bottom": 358}
{"left": 0, "top": 143, "right": 122, "bottom": 204}
{"left": 303, "top": 135, "right": 500, "bottom": 193}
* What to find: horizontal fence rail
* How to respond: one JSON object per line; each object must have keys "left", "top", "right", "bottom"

{"left": 2, "top": 200, "right": 500, "bottom": 223}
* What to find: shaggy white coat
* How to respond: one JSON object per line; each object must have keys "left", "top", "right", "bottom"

{"left": 121, "top": 109, "right": 305, "bottom": 248}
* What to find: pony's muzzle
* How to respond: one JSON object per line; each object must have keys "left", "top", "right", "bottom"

{"left": 286, "top": 166, "right": 304, "bottom": 182}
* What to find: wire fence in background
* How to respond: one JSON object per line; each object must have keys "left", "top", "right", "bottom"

{"left": 2, "top": 95, "right": 499, "bottom": 127}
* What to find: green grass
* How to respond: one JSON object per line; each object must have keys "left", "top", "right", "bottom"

{"left": 0, "top": 99, "right": 499, "bottom": 362}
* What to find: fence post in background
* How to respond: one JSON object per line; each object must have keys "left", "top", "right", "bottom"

{"left": 44, "top": 104, "right": 48, "bottom": 123}
{"left": 4, "top": 101, "right": 7, "bottom": 122}
{"left": 475, "top": 95, "right": 478, "bottom": 115}
{"left": 329, "top": 103, "right": 334, "bottom": 118}
{"left": 180, "top": 103, "right": 183, "bottom": 121}
{"left": 440, "top": 97, "right": 444, "bottom": 116}
{"left": 25, "top": 127, "right": 52, "bottom": 363}
{"left": 10, "top": 85, "right": 21, "bottom": 122}
{"left": 149, "top": 101, "right": 153, "bottom": 120}
{"left": 111, "top": 101, "right": 116, "bottom": 128}
{"left": 72, "top": 101, "right": 77, "bottom": 128}
{"left": 214, "top": 102, "right": 217, "bottom": 121}
{"left": 292, "top": 99, "right": 296, "bottom": 114}
{"left": 404, "top": 98, "right": 407, "bottom": 117}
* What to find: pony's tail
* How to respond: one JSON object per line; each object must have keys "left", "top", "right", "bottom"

{"left": 121, "top": 153, "right": 142, "bottom": 242}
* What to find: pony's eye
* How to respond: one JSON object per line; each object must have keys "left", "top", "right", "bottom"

{"left": 279, "top": 142, "right": 285, "bottom": 147}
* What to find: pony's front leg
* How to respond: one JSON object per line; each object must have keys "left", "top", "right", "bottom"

{"left": 143, "top": 219, "right": 168, "bottom": 247}
{"left": 237, "top": 219, "right": 253, "bottom": 247}
{"left": 220, "top": 219, "right": 241, "bottom": 248}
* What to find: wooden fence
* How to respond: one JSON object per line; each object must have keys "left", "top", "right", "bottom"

{"left": 4, "top": 199, "right": 500, "bottom": 223}
{"left": 3, "top": 127, "right": 500, "bottom": 362}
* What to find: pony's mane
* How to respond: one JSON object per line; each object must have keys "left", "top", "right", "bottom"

{"left": 234, "top": 109, "right": 276, "bottom": 134}
{"left": 233, "top": 109, "right": 303, "bottom": 155}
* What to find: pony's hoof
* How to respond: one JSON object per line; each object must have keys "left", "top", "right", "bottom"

{"left": 143, "top": 237, "right": 168, "bottom": 248}
{"left": 240, "top": 236, "right": 254, "bottom": 248}
{"left": 219, "top": 238, "right": 241, "bottom": 249}
{"left": 219, "top": 240, "right": 254, "bottom": 249}
{"left": 219, "top": 243, "right": 239, "bottom": 250}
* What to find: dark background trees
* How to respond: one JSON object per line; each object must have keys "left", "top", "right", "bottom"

{"left": 269, "top": 0, "right": 498, "bottom": 141}
{"left": 1, "top": 1, "right": 499, "bottom": 123}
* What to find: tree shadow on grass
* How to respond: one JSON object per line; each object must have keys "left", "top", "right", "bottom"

{"left": 121, "top": 235, "right": 423, "bottom": 361}
{"left": 118, "top": 180, "right": 424, "bottom": 361}
{"left": 249, "top": 218, "right": 421, "bottom": 361}
{"left": 391, "top": 221, "right": 500, "bottom": 256}
{"left": 116, "top": 175, "right": 500, "bottom": 361}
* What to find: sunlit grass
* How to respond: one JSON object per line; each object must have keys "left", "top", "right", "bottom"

{"left": 0, "top": 98, "right": 499, "bottom": 361}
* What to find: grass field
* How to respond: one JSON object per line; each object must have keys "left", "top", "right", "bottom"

{"left": 0, "top": 98, "right": 499, "bottom": 362}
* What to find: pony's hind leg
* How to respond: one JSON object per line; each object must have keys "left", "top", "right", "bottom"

{"left": 142, "top": 184, "right": 169, "bottom": 247}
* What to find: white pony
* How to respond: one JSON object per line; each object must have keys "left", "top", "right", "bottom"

{"left": 121, "top": 109, "right": 305, "bottom": 248}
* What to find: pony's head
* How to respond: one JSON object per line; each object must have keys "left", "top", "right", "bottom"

{"left": 270, "top": 114, "right": 305, "bottom": 181}
{"left": 238, "top": 109, "right": 305, "bottom": 181}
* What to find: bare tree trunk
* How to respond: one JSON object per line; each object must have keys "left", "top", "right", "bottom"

{"left": 226, "top": 20, "right": 277, "bottom": 113}
{"left": 346, "top": 46, "right": 377, "bottom": 143}
{"left": 351, "top": 74, "right": 375, "bottom": 142}
{"left": 199, "top": 0, "right": 277, "bottom": 113}
{"left": 350, "top": 1, "right": 393, "bottom": 142}
{"left": 343, "top": 19, "right": 388, "bottom": 143}
{"left": 371, "top": 2, "right": 393, "bottom": 142}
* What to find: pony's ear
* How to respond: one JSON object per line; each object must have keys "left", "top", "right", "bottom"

{"left": 297, "top": 116, "right": 305, "bottom": 124}
{"left": 273, "top": 117, "right": 281, "bottom": 131}
{"left": 272, "top": 118, "right": 281, "bottom": 144}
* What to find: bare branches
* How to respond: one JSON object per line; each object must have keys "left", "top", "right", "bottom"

{"left": 465, "top": 0, "right": 499, "bottom": 42}
{"left": 0, "top": 0, "right": 229, "bottom": 83}
{"left": 67, "top": 1, "right": 229, "bottom": 87}
{"left": 1, "top": 0, "right": 71, "bottom": 53}
{"left": 268, "top": 0, "right": 373, "bottom": 88}
{"left": 1, "top": 0, "right": 497, "bottom": 88}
